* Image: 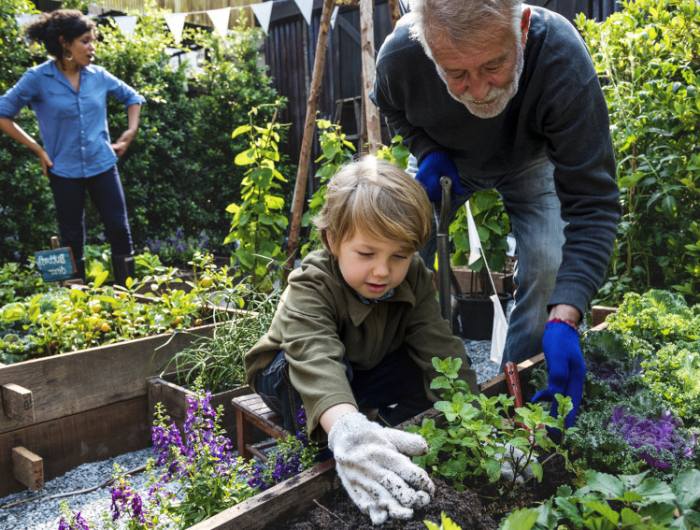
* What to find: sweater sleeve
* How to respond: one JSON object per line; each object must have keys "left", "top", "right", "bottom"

{"left": 538, "top": 51, "right": 621, "bottom": 315}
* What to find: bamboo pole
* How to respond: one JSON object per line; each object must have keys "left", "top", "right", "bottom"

{"left": 388, "top": 0, "right": 401, "bottom": 29}
{"left": 360, "top": 0, "right": 382, "bottom": 154}
{"left": 286, "top": 0, "right": 336, "bottom": 267}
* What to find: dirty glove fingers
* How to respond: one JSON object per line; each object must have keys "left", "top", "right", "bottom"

{"left": 382, "top": 428, "right": 431, "bottom": 457}
{"left": 341, "top": 457, "right": 429, "bottom": 509}
{"left": 335, "top": 473, "right": 389, "bottom": 525}
{"left": 337, "top": 467, "right": 412, "bottom": 524}
{"left": 357, "top": 444, "right": 435, "bottom": 498}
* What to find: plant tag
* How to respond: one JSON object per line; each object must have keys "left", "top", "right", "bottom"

{"left": 490, "top": 293, "right": 508, "bottom": 365}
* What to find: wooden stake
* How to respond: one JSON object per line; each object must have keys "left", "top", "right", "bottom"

{"left": 1, "top": 383, "right": 35, "bottom": 423}
{"left": 12, "top": 446, "right": 44, "bottom": 491}
{"left": 388, "top": 0, "right": 401, "bottom": 29}
{"left": 286, "top": 0, "right": 336, "bottom": 267}
{"left": 360, "top": 0, "right": 381, "bottom": 154}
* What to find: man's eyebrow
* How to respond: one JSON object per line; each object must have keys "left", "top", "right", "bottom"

{"left": 484, "top": 53, "right": 509, "bottom": 66}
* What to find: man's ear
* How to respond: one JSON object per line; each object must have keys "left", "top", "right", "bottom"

{"left": 520, "top": 7, "right": 531, "bottom": 47}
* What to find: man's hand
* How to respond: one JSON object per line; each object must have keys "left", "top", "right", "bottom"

{"left": 328, "top": 412, "right": 435, "bottom": 525}
{"left": 531, "top": 319, "right": 586, "bottom": 429}
{"left": 415, "top": 150, "right": 465, "bottom": 202}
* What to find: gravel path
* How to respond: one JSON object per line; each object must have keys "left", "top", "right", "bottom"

{"left": 0, "top": 308, "right": 507, "bottom": 530}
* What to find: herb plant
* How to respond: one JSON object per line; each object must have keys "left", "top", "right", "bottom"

{"left": 159, "top": 287, "right": 281, "bottom": 393}
{"left": 406, "top": 357, "right": 573, "bottom": 490}
{"left": 225, "top": 102, "right": 290, "bottom": 291}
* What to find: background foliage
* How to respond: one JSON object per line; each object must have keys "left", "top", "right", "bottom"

{"left": 578, "top": 0, "right": 700, "bottom": 305}
{"left": 0, "top": 2, "right": 288, "bottom": 264}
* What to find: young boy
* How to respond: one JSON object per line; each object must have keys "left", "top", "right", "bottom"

{"left": 244, "top": 156, "right": 478, "bottom": 524}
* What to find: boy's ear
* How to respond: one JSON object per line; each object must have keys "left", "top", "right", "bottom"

{"left": 326, "top": 232, "right": 335, "bottom": 255}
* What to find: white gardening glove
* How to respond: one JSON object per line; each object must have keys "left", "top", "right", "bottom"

{"left": 494, "top": 442, "right": 538, "bottom": 484}
{"left": 328, "top": 412, "right": 435, "bottom": 525}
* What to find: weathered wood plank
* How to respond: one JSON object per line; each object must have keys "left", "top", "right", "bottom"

{"left": 0, "top": 324, "right": 220, "bottom": 435}
{"left": 591, "top": 305, "right": 617, "bottom": 327}
{"left": 1, "top": 383, "right": 35, "bottom": 423}
{"left": 188, "top": 459, "right": 340, "bottom": 530}
{"left": 0, "top": 396, "right": 149, "bottom": 498}
{"left": 12, "top": 446, "right": 43, "bottom": 491}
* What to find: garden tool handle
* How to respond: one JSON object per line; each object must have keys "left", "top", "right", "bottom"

{"left": 438, "top": 176, "right": 452, "bottom": 233}
{"left": 503, "top": 361, "right": 524, "bottom": 409}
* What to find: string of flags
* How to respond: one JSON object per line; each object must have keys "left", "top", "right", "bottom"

{"left": 16, "top": 0, "right": 406, "bottom": 43}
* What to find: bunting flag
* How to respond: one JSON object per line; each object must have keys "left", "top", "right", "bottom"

{"left": 113, "top": 15, "right": 137, "bottom": 36}
{"left": 15, "top": 14, "right": 40, "bottom": 28}
{"left": 207, "top": 7, "right": 231, "bottom": 38}
{"left": 330, "top": 6, "right": 340, "bottom": 29}
{"left": 250, "top": 1, "right": 274, "bottom": 34}
{"left": 164, "top": 12, "right": 187, "bottom": 44}
{"left": 465, "top": 201, "right": 482, "bottom": 266}
{"left": 293, "top": 0, "right": 314, "bottom": 25}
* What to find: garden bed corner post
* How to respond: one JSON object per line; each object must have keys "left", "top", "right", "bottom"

{"left": 286, "top": 0, "right": 336, "bottom": 271}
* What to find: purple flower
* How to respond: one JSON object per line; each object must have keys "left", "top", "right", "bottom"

{"left": 609, "top": 408, "right": 696, "bottom": 468}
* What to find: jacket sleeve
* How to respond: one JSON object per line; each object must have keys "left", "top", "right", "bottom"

{"left": 402, "top": 261, "right": 478, "bottom": 398}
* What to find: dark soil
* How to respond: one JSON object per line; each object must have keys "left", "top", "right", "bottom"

{"left": 271, "top": 450, "right": 574, "bottom": 530}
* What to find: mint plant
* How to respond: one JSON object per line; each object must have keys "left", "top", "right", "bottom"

{"left": 406, "top": 357, "right": 573, "bottom": 490}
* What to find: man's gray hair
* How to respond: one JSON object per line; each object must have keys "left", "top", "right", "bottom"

{"left": 409, "top": 0, "right": 522, "bottom": 53}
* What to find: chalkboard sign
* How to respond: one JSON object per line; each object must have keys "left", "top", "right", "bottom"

{"left": 35, "top": 247, "right": 76, "bottom": 283}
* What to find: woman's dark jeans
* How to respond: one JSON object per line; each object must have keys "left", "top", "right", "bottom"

{"left": 254, "top": 346, "right": 433, "bottom": 436}
{"left": 49, "top": 165, "right": 133, "bottom": 274}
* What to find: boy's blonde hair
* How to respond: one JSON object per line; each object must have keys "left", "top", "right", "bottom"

{"left": 314, "top": 156, "right": 432, "bottom": 254}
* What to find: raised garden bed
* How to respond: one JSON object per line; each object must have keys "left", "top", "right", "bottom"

{"left": 0, "top": 321, "right": 228, "bottom": 497}
{"left": 184, "top": 353, "right": 546, "bottom": 530}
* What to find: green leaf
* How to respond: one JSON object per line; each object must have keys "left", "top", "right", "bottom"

{"left": 582, "top": 502, "right": 619, "bottom": 525}
{"left": 500, "top": 508, "right": 539, "bottom": 530}
{"left": 585, "top": 471, "right": 625, "bottom": 498}
{"left": 672, "top": 469, "right": 700, "bottom": 510}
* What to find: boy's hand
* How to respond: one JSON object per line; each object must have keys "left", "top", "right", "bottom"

{"left": 328, "top": 412, "right": 435, "bottom": 525}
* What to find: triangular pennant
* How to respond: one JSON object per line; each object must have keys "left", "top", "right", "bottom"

{"left": 330, "top": 6, "right": 340, "bottom": 29}
{"left": 250, "top": 2, "right": 274, "bottom": 34}
{"left": 207, "top": 7, "right": 231, "bottom": 38}
{"left": 465, "top": 201, "right": 482, "bottom": 266}
{"left": 489, "top": 293, "right": 508, "bottom": 365}
{"left": 294, "top": 0, "right": 314, "bottom": 25}
{"left": 15, "top": 14, "right": 40, "bottom": 28}
{"left": 113, "top": 15, "right": 137, "bottom": 36}
{"left": 164, "top": 13, "right": 187, "bottom": 44}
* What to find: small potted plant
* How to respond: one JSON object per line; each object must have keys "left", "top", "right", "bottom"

{"left": 449, "top": 190, "right": 514, "bottom": 340}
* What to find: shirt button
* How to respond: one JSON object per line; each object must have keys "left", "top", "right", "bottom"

{"left": 82, "top": 147, "right": 85, "bottom": 150}
{"left": 80, "top": 114, "right": 83, "bottom": 118}
{"left": 81, "top": 131, "right": 84, "bottom": 134}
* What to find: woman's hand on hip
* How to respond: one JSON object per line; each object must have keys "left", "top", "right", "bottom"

{"left": 37, "top": 149, "right": 53, "bottom": 179}
{"left": 112, "top": 129, "right": 136, "bottom": 157}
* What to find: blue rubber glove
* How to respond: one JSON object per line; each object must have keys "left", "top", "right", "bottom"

{"left": 415, "top": 150, "right": 465, "bottom": 202}
{"left": 531, "top": 321, "right": 586, "bottom": 429}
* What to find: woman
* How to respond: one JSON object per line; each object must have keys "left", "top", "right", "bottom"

{"left": 0, "top": 9, "right": 145, "bottom": 285}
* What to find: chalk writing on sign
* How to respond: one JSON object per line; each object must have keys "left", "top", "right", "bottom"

{"left": 35, "top": 247, "right": 75, "bottom": 282}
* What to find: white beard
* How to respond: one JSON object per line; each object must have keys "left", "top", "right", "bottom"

{"left": 439, "top": 44, "right": 525, "bottom": 119}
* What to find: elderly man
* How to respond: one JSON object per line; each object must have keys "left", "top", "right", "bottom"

{"left": 371, "top": 0, "right": 621, "bottom": 427}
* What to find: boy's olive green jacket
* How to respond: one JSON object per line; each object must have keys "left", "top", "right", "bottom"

{"left": 245, "top": 249, "right": 478, "bottom": 442}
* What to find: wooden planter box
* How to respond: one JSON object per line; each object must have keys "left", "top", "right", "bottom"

{"left": 187, "top": 353, "right": 547, "bottom": 530}
{"left": 0, "top": 322, "right": 227, "bottom": 497}
{"left": 433, "top": 267, "right": 515, "bottom": 296}
{"left": 147, "top": 376, "right": 268, "bottom": 445}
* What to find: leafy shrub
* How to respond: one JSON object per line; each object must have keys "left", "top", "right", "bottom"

{"left": 0, "top": 2, "right": 286, "bottom": 265}
{"left": 578, "top": 0, "right": 700, "bottom": 305}
{"left": 0, "top": 0, "right": 58, "bottom": 263}
{"left": 0, "top": 260, "right": 50, "bottom": 305}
